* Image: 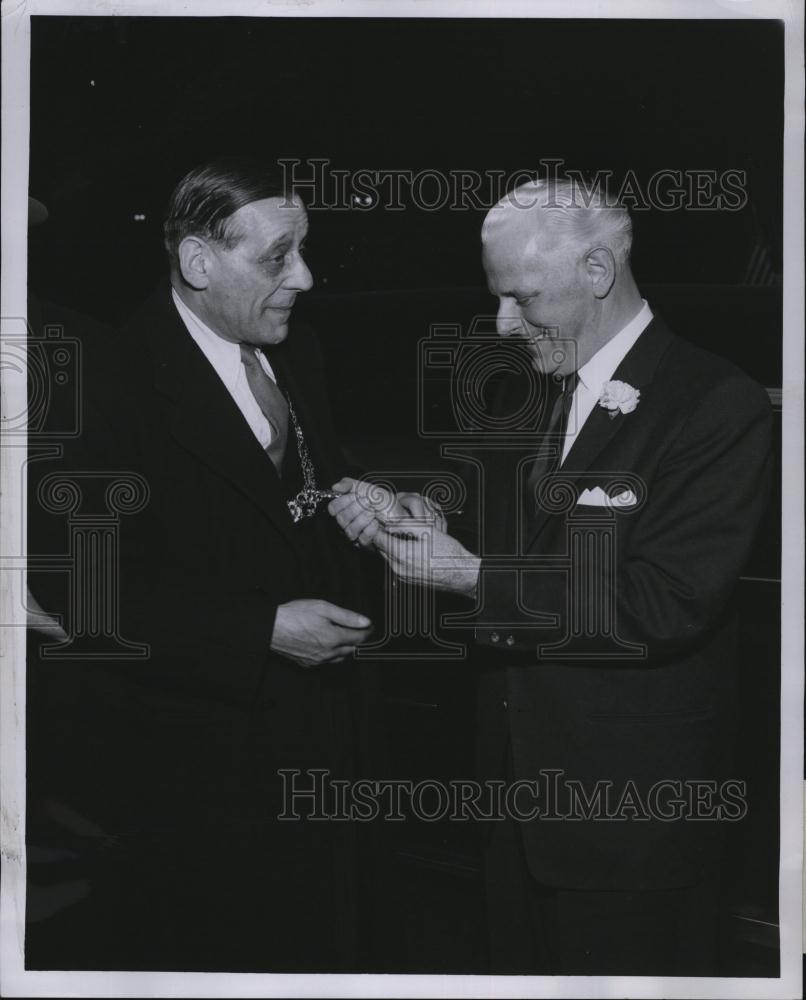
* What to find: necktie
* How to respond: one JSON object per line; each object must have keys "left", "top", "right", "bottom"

{"left": 526, "top": 372, "right": 579, "bottom": 505}
{"left": 557, "top": 371, "right": 580, "bottom": 444}
{"left": 239, "top": 343, "right": 289, "bottom": 474}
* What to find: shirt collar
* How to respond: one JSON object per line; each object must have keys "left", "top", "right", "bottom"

{"left": 576, "top": 299, "right": 653, "bottom": 394}
{"left": 171, "top": 286, "right": 243, "bottom": 393}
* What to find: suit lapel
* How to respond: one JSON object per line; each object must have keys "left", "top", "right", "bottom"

{"left": 145, "top": 286, "right": 305, "bottom": 557}
{"left": 526, "top": 318, "right": 674, "bottom": 550}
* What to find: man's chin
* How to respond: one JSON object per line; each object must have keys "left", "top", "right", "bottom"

{"left": 252, "top": 322, "right": 291, "bottom": 346}
{"left": 528, "top": 343, "right": 574, "bottom": 377}
{"left": 527, "top": 347, "right": 560, "bottom": 375}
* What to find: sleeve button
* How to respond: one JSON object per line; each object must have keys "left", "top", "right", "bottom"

{"left": 505, "top": 635, "right": 515, "bottom": 646}
{"left": 490, "top": 631, "right": 500, "bottom": 643}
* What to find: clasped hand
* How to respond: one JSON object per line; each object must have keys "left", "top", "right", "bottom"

{"left": 328, "top": 478, "right": 480, "bottom": 597}
{"left": 270, "top": 598, "right": 373, "bottom": 667}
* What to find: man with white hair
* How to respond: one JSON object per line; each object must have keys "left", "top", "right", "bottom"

{"left": 330, "top": 178, "right": 773, "bottom": 974}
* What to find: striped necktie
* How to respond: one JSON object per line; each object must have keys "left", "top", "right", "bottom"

{"left": 239, "top": 343, "right": 289, "bottom": 474}
{"left": 526, "top": 372, "right": 579, "bottom": 506}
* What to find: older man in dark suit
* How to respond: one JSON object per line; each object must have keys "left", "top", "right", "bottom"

{"left": 329, "top": 178, "right": 773, "bottom": 975}
{"left": 27, "top": 158, "right": 373, "bottom": 971}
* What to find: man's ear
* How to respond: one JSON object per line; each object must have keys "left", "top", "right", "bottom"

{"left": 177, "top": 236, "right": 212, "bottom": 290}
{"left": 584, "top": 246, "right": 616, "bottom": 299}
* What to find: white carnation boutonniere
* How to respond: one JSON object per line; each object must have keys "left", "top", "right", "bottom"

{"left": 598, "top": 380, "right": 640, "bottom": 419}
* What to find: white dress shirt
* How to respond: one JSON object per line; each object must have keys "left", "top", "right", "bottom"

{"left": 172, "top": 287, "right": 279, "bottom": 450}
{"left": 561, "top": 300, "right": 653, "bottom": 464}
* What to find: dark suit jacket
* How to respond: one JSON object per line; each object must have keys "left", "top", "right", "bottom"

{"left": 470, "top": 316, "right": 773, "bottom": 891}
{"left": 27, "top": 283, "right": 367, "bottom": 968}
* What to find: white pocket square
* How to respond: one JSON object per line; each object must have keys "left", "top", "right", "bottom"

{"left": 577, "top": 486, "right": 639, "bottom": 509}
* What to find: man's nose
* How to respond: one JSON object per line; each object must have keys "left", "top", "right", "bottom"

{"left": 288, "top": 254, "right": 314, "bottom": 292}
{"left": 496, "top": 300, "right": 523, "bottom": 338}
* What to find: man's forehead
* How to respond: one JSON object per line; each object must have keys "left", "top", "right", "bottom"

{"left": 235, "top": 196, "right": 308, "bottom": 237}
{"left": 483, "top": 201, "right": 553, "bottom": 257}
{"left": 483, "top": 218, "right": 553, "bottom": 280}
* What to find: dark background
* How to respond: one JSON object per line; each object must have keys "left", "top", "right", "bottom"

{"left": 30, "top": 18, "right": 782, "bottom": 306}
{"left": 27, "top": 15, "right": 783, "bottom": 975}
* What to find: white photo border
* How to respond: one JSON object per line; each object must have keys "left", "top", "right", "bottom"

{"left": 2, "top": 1, "right": 802, "bottom": 997}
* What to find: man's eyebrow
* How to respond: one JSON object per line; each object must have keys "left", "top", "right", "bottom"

{"left": 258, "top": 234, "right": 293, "bottom": 257}
{"left": 259, "top": 229, "right": 308, "bottom": 258}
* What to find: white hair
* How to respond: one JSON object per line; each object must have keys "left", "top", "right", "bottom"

{"left": 483, "top": 177, "right": 633, "bottom": 266}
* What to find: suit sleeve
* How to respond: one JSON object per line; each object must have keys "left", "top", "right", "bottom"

{"left": 27, "top": 379, "right": 278, "bottom": 706}
{"left": 475, "top": 373, "right": 774, "bottom": 660}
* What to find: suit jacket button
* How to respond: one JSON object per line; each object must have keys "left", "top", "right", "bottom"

{"left": 505, "top": 635, "right": 515, "bottom": 646}
{"left": 502, "top": 699, "right": 508, "bottom": 710}
{"left": 490, "top": 631, "right": 500, "bottom": 643}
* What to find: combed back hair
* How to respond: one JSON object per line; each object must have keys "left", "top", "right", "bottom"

{"left": 163, "top": 157, "right": 291, "bottom": 269}
{"left": 483, "top": 176, "right": 633, "bottom": 266}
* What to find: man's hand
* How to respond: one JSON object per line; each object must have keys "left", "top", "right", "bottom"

{"left": 26, "top": 587, "right": 68, "bottom": 641}
{"left": 374, "top": 519, "right": 481, "bottom": 597}
{"left": 270, "top": 599, "right": 373, "bottom": 667}
{"left": 329, "top": 477, "right": 446, "bottom": 548}
{"left": 328, "top": 478, "right": 477, "bottom": 595}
